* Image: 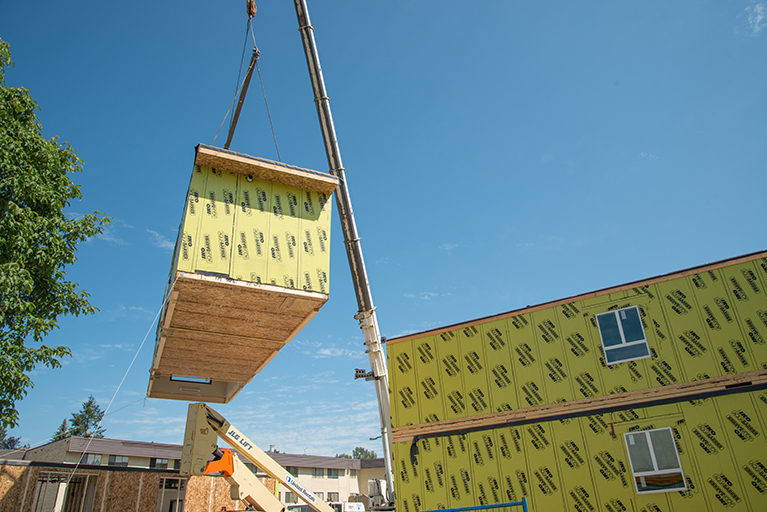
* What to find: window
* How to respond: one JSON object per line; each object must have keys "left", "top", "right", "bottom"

{"left": 108, "top": 455, "right": 129, "bottom": 467}
{"left": 79, "top": 453, "right": 102, "bottom": 465}
{"left": 313, "top": 467, "right": 324, "bottom": 478}
{"left": 624, "top": 428, "right": 687, "bottom": 494}
{"left": 596, "top": 306, "right": 650, "bottom": 365}
{"left": 327, "top": 468, "right": 339, "bottom": 479}
{"left": 315, "top": 492, "right": 324, "bottom": 500}
{"left": 151, "top": 458, "right": 169, "bottom": 469}
{"left": 349, "top": 469, "right": 356, "bottom": 478}
{"left": 285, "top": 492, "right": 296, "bottom": 503}
{"left": 327, "top": 492, "right": 339, "bottom": 502}
{"left": 286, "top": 466, "right": 299, "bottom": 477}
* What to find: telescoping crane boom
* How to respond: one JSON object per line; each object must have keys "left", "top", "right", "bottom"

{"left": 181, "top": 402, "right": 334, "bottom": 512}
{"left": 292, "top": 0, "right": 395, "bottom": 504}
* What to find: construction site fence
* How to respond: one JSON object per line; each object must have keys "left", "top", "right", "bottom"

{"left": 419, "top": 499, "right": 530, "bottom": 512}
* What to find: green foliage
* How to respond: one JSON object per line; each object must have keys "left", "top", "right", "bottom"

{"left": 0, "top": 37, "right": 110, "bottom": 429}
{"left": 67, "top": 395, "right": 105, "bottom": 438}
{"left": 0, "top": 425, "right": 27, "bottom": 449}
{"left": 352, "top": 446, "right": 377, "bottom": 459}
{"left": 51, "top": 419, "right": 69, "bottom": 442}
{"left": 337, "top": 447, "right": 377, "bottom": 459}
{"left": 53, "top": 395, "right": 105, "bottom": 440}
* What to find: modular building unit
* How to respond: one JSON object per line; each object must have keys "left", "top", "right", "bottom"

{"left": 148, "top": 145, "right": 338, "bottom": 402}
{"left": 387, "top": 250, "right": 767, "bottom": 512}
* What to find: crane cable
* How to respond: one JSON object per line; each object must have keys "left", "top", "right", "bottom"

{"left": 213, "top": 5, "right": 281, "bottom": 161}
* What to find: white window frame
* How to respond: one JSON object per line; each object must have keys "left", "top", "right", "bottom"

{"left": 596, "top": 306, "right": 651, "bottom": 365}
{"left": 108, "top": 455, "right": 129, "bottom": 467}
{"left": 624, "top": 427, "right": 687, "bottom": 494}
{"left": 79, "top": 453, "right": 102, "bottom": 465}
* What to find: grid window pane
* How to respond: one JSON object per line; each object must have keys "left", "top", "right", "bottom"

{"left": 650, "top": 429, "right": 681, "bottom": 470}
{"left": 597, "top": 313, "right": 622, "bottom": 347}
{"left": 625, "top": 428, "right": 687, "bottom": 494}
{"left": 605, "top": 343, "right": 651, "bottom": 364}
{"left": 620, "top": 308, "right": 645, "bottom": 342}
{"left": 626, "top": 433, "right": 654, "bottom": 473}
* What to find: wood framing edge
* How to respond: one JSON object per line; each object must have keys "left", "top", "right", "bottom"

{"left": 391, "top": 369, "right": 767, "bottom": 443}
{"left": 174, "top": 271, "right": 330, "bottom": 303}
{"left": 387, "top": 249, "right": 767, "bottom": 345}
{"left": 195, "top": 144, "right": 338, "bottom": 195}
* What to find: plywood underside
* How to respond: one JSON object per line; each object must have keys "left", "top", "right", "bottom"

{"left": 148, "top": 272, "right": 327, "bottom": 398}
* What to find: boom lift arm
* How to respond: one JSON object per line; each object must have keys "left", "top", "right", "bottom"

{"left": 181, "top": 403, "right": 334, "bottom": 512}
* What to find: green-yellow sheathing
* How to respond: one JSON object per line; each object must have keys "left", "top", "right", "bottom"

{"left": 389, "top": 255, "right": 767, "bottom": 427}
{"left": 174, "top": 165, "right": 332, "bottom": 293}
{"left": 230, "top": 174, "right": 272, "bottom": 284}
{"left": 388, "top": 252, "right": 767, "bottom": 511}
{"left": 392, "top": 391, "right": 767, "bottom": 511}
{"left": 298, "top": 189, "right": 332, "bottom": 293}
{"left": 194, "top": 167, "right": 237, "bottom": 275}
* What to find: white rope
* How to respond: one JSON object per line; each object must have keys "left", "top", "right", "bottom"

{"left": 64, "top": 281, "right": 174, "bottom": 484}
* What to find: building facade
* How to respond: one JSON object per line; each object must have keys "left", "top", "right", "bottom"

{"left": 387, "top": 250, "right": 767, "bottom": 512}
{"left": 2, "top": 436, "right": 385, "bottom": 511}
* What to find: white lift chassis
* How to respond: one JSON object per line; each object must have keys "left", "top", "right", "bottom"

{"left": 180, "top": 402, "right": 334, "bottom": 512}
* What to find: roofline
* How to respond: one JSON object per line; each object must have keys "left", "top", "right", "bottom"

{"left": 0, "top": 459, "right": 180, "bottom": 474}
{"left": 387, "top": 249, "right": 767, "bottom": 344}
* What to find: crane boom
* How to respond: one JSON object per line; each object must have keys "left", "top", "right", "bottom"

{"left": 292, "top": 0, "right": 395, "bottom": 503}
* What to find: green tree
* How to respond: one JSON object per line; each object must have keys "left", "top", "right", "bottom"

{"left": 0, "top": 38, "right": 109, "bottom": 429}
{"left": 51, "top": 419, "right": 69, "bottom": 442}
{"left": 352, "top": 446, "right": 377, "bottom": 459}
{"left": 58, "top": 395, "right": 105, "bottom": 438}
{"left": 337, "top": 447, "right": 377, "bottom": 459}
{"left": 0, "top": 425, "right": 27, "bottom": 449}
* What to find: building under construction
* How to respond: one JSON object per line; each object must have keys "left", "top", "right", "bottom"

{"left": 386, "top": 250, "right": 767, "bottom": 512}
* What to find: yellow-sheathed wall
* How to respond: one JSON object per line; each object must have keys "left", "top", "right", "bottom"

{"left": 176, "top": 165, "right": 332, "bottom": 293}
{"left": 387, "top": 251, "right": 767, "bottom": 512}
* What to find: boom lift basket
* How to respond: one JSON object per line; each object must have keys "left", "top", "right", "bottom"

{"left": 147, "top": 144, "right": 338, "bottom": 402}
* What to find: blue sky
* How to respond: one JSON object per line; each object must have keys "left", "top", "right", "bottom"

{"left": 1, "top": 1, "right": 765, "bottom": 457}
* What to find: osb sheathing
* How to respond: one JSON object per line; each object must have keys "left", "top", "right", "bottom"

{"left": 185, "top": 474, "right": 277, "bottom": 512}
{"left": 138, "top": 473, "right": 161, "bottom": 512}
{"left": 0, "top": 465, "right": 31, "bottom": 511}
{"left": 0, "top": 465, "right": 274, "bottom": 512}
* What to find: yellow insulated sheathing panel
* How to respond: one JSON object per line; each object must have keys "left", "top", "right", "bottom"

{"left": 231, "top": 174, "right": 272, "bottom": 284}
{"left": 298, "top": 189, "right": 332, "bottom": 293}
{"left": 388, "top": 251, "right": 767, "bottom": 427}
{"left": 177, "top": 165, "right": 207, "bottom": 272}
{"left": 388, "top": 251, "right": 767, "bottom": 511}
{"left": 266, "top": 182, "right": 301, "bottom": 288}
{"left": 392, "top": 391, "right": 767, "bottom": 512}
{"left": 148, "top": 146, "right": 338, "bottom": 403}
{"left": 192, "top": 167, "right": 238, "bottom": 274}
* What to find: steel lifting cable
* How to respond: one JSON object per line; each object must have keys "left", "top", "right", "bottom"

{"left": 249, "top": 17, "right": 281, "bottom": 162}
{"left": 213, "top": 15, "right": 282, "bottom": 162}
{"left": 212, "top": 20, "right": 253, "bottom": 146}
